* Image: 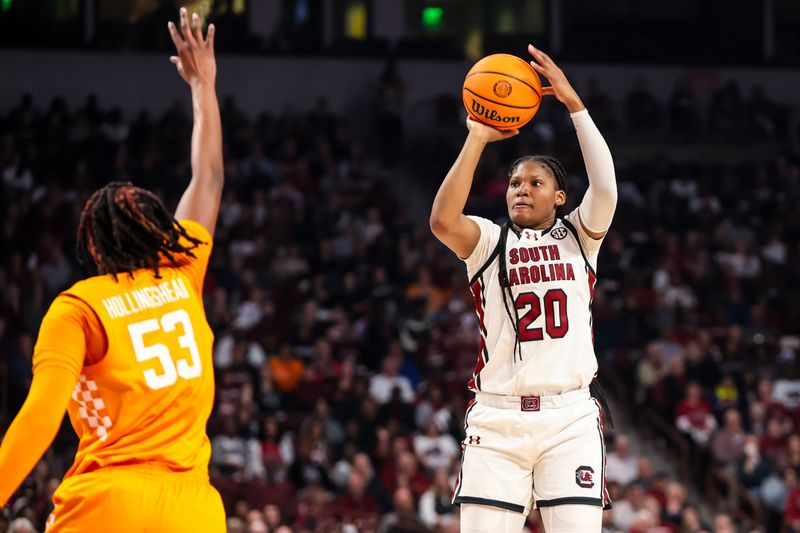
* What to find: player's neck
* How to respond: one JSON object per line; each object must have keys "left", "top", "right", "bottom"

{"left": 513, "top": 215, "right": 557, "bottom": 233}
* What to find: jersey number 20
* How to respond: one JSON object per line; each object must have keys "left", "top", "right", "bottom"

{"left": 128, "top": 309, "right": 202, "bottom": 390}
{"left": 515, "top": 289, "right": 569, "bottom": 341}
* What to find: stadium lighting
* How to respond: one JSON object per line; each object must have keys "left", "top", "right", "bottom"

{"left": 421, "top": 6, "right": 443, "bottom": 29}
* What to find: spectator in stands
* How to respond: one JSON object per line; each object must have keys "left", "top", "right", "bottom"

{"left": 773, "top": 367, "right": 800, "bottom": 410}
{"left": 211, "top": 416, "right": 249, "bottom": 481}
{"left": 712, "top": 513, "right": 736, "bottom": 533}
{"left": 607, "top": 434, "right": 639, "bottom": 486}
{"left": 785, "top": 469, "right": 800, "bottom": 532}
{"left": 787, "top": 435, "right": 800, "bottom": 473}
{"left": 419, "top": 468, "right": 457, "bottom": 529}
{"left": 760, "top": 417, "right": 789, "bottom": 471}
{"left": 611, "top": 482, "right": 646, "bottom": 532}
{"left": 334, "top": 470, "right": 380, "bottom": 516}
{"left": 8, "top": 518, "right": 36, "bottom": 533}
{"left": 712, "top": 374, "right": 739, "bottom": 416}
{"left": 711, "top": 408, "right": 746, "bottom": 466}
{"left": 352, "top": 452, "right": 392, "bottom": 514}
{"left": 269, "top": 342, "right": 305, "bottom": 394}
{"left": 676, "top": 382, "right": 717, "bottom": 446}
{"left": 377, "top": 486, "right": 427, "bottom": 533}
{"left": 661, "top": 481, "right": 686, "bottom": 527}
{"left": 737, "top": 434, "right": 774, "bottom": 497}
{"left": 680, "top": 505, "right": 708, "bottom": 532}
{"left": 413, "top": 419, "right": 459, "bottom": 472}
{"left": 288, "top": 438, "right": 334, "bottom": 491}
{"left": 369, "top": 353, "right": 415, "bottom": 405}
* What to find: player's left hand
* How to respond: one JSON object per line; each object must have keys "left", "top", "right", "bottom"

{"left": 168, "top": 7, "right": 217, "bottom": 88}
{"left": 527, "top": 44, "right": 584, "bottom": 114}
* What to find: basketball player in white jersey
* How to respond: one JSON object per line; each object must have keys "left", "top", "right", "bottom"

{"left": 430, "top": 45, "right": 618, "bottom": 532}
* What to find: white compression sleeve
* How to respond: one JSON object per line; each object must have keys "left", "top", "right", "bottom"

{"left": 572, "top": 109, "right": 618, "bottom": 234}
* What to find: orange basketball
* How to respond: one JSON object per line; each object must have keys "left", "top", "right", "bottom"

{"left": 462, "top": 54, "right": 542, "bottom": 129}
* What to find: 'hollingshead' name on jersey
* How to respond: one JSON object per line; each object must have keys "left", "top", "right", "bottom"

{"left": 463, "top": 208, "right": 603, "bottom": 397}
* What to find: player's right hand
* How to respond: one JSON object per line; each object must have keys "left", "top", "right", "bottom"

{"left": 466, "top": 117, "right": 519, "bottom": 143}
{"left": 168, "top": 7, "right": 217, "bottom": 88}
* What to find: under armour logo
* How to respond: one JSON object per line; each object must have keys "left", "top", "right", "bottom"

{"left": 524, "top": 230, "right": 538, "bottom": 241}
{"left": 467, "top": 436, "right": 481, "bottom": 445}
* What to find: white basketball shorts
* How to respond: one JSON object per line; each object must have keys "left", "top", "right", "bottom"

{"left": 452, "top": 387, "right": 611, "bottom": 515}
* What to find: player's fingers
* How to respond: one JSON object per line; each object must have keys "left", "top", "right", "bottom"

{"left": 205, "top": 23, "right": 216, "bottom": 48}
{"left": 542, "top": 86, "right": 556, "bottom": 96}
{"left": 529, "top": 44, "right": 552, "bottom": 65}
{"left": 192, "top": 12, "right": 203, "bottom": 42}
{"left": 170, "top": 56, "right": 184, "bottom": 73}
{"left": 529, "top": 60, "right": 547, "bottom": 75}
{"left": 179, "top": 7, "right": 196, "bottom": 45}
{"left": 167, "top": 21, "right": 184, "bottom": 48}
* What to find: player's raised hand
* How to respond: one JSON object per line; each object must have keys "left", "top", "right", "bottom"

{"left": 527, "top": 44, "right": 584, "bottom": 113}
{"left": 168, "top": 7, "right": 216, "bottom": 87}
{"left": 466, "top": 117, "right": 519, "bottom": 143}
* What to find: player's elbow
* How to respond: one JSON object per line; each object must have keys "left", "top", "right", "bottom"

{"left": 429, "top": 214, "right": 452, "bottom": 238}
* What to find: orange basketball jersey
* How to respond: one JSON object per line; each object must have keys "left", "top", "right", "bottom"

{"left": 34, "top": 220, "right": 215, "bottom": 480}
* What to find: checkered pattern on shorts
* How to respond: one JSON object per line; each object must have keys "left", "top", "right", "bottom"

{"left": 71, "top": 375, "right": 113, "bottom": 442}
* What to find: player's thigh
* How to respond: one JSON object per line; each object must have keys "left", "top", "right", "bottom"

{"left": 460, "top": 503, "right": 527, "bottom": 533}
{"left": 455, "top": 404, "right": 534, "bottom": 513}
{"left": 533, "top": 400, "right": 606, "bottom": 507}
{"left": 539, "top": 504, "right": 602, "bottom": 532}
{"left": 158, "top": 481, "right": 226, "bottom": 532}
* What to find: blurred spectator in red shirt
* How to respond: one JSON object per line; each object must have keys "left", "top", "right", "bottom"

{"left": 676, "top": 382, "right": 717, "bottom": 446}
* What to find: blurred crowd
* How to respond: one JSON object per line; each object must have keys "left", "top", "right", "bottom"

{"left": 0, "top": 72, "right": 798, "bottom": 533}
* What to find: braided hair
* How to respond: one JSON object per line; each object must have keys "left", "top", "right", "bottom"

{"left": 76, "top": 182, "right": 205, "bottom": 280}
{"left": 497, "top": 222, "right": 522, "bottom": 362}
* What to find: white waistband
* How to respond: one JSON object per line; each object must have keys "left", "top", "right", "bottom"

{"left": 475, "top": 387, "right": 590, "bottom": 410}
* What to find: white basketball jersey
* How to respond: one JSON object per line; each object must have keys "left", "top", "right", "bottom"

{"left": 463, "top": 208, "right": 602, "bottom": 396}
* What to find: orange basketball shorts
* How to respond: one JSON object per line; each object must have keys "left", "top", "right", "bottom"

{"left": 45, "top": 465, "right": 225, "bottom": 533}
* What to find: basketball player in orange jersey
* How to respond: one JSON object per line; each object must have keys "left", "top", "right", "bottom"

{"left": 0, "top": 8, "right": 225, "bottom": 532}
{"left": 431, "top": 45, "right": 617, "bottom": 532}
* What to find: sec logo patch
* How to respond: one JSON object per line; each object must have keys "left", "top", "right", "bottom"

{"left": 550, "top": 227, "right": 568, "bottom": 240}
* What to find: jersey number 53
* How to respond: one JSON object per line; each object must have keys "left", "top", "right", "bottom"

{"left": 128, "top": 309, "right": 202, "bottom": 390}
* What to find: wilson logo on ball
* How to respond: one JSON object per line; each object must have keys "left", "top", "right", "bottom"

{"left": 471, "top": 100, "right": 520, "bottom": 124}
{"left": 493, "top": 80, "right": 512, "bottom": 98}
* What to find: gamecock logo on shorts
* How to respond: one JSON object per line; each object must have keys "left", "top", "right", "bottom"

{"left": 575, "top": 466, "right": 595, "bottom": 488}
{"left": 550, "top": 227, "right": 568, "bottom": 240}
{"left": 493, "top": 80, "right": 512, "bottom": 98}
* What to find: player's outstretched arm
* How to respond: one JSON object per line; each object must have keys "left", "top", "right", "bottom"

{"left": 0, "top": 366, "right": 77, "bottom": 506}
{"left": 0, "top": 301, "right": 86, "bottom": 506}
{"left": 430, "top": 118, "right": 517, "bottom": 258}
{"left": 169, "top": 7, "right": 224, "bottom": 238}
{"left": 528, "top": 44, "right": 616, "bottom": 239}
